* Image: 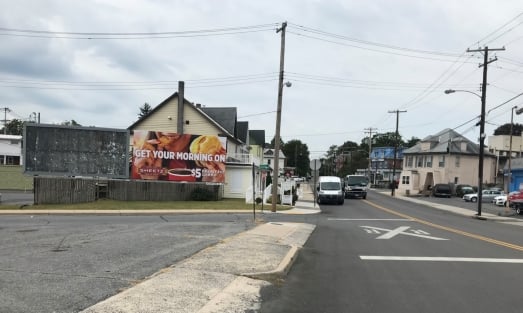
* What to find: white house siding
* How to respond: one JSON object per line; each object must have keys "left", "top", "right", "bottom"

{"left": 0, "top": 135, "right": 23, "bottom": 165}
{"left": 133, "top": 99, "right": 219, "bottom": 135}
{"left": 132, "top": 99, "right": 240, "bottom": 158}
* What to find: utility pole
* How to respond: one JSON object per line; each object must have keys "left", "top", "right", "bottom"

{"left": 467, "top": 46, "right": 504, "bottom": 217}
{"left": 364, "top": 127, "right": 378, "bottom": 184}
{"left": 271, "top": 22, "right": 287, "bottom": 213}
{"left": 388, "top": 110, "right": 406, "bottom": 196}
{"left": 1, "top": 107, "right": 10, "bottom": 134}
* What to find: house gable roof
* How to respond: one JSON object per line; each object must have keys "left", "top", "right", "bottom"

{"left": 249, "top": 130, "right": 265, "bottom": 146}
{"left": 200, "top": 107, "right": 237, "bottom": 137}
{"left": 127, "top": 92, "right": 243, "bottom": 144}
{"left": 263, "top": 148, "right": 286, "bottom": 158}
{"left": 403, "top": 128, "right": 485, "bottom": 155}
{"left": 237, "top": 121, "right": 249, "bottom": 143}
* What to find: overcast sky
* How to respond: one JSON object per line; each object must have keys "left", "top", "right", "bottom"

{"left": 2, "top": 0, "right": 523, "bottom": 158}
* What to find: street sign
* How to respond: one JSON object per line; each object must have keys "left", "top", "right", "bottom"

{"left": 310, "top": 159, "right": 321, "bottom": 170}
{"left": 259, "top": 164, "right": 270, "bottom": 171}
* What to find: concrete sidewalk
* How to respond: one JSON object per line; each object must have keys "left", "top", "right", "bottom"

{"left": 80, "top": 222, "right": 316, "bottom": 313}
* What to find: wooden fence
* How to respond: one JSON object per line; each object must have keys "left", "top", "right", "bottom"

{"left": 34, "top": 177, "right": 223, "bottom": 204}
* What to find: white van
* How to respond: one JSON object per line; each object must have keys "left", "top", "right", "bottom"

{"left": 316, "top": 176, "right": 344, "bottom": 205}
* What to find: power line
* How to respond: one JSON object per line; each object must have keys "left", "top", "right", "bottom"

{"left": 288, "top": 23, "right": 463, "bottom": 57}
{"left": 475, "top": 12, "right": 523, "bottom": 46}
{"left": 0, "top": 23, "right": 279, "bottom": 39}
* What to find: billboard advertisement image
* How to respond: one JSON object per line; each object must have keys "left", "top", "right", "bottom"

{"left": 131, "top": 131, "right": 227, "bottom": 183}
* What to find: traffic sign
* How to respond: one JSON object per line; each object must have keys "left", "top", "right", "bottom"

{"left": 259, "top": 164, "right": 270, "bottom": 171}
{"left": 310, "top": 159, "right": 321, "bottom": 170}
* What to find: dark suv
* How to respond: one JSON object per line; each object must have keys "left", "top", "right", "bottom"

{"left": 432, "top": 184, "right": 452, "bottom": 198}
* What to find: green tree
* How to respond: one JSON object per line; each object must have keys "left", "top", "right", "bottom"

{"left": 335, "top": 141, "right": 361, "bottom": 177}
{"left": 372, "top": 132, "right": 405, "bottom": 147}
{"left": 2, "top": 119, "right": 24, "bottom": 135}
{"left": 494, "top": 123, "right": 523, "bottom": 136}
{"left": 282, "top": 139, "right": 310, "bottom": 177}
{"left": 269, "top": 136, "right": 285, "bottom": 149}
{"left": 405, "top": 136, "right": 421, "bottom": 148}
{"left": 138, "top": 102, "right": 153, "bottom": 118}
{"left": 319, "top": 145, "right": 339, "bottom": 176}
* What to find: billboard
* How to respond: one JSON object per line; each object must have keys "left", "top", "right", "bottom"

{"left": 23, "top": 124, "right": 129, "bottom": 178}
{"left": 131, "top": 131, "right": 227, "bottom": 183}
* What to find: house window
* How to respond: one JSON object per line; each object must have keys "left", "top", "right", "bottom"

{"left": 406, "top": 156, "right": 413, "bottom": 167}
{"left": 426, "top": 155, "right": 433, "bottom": 168}
{"left": 455, "top": 155, "right": 460, "bottom": 167}
{"left": 417, "top": 155, "right": 424, "bottom": 167}
{"left": 438, "top": 155, "right": 445, "bottom": 167}
{"left": 402, "top": 175, "right": 410, "bottom": 185}
{"left": 268, "top": 159, "right": 271, "bottom": 165}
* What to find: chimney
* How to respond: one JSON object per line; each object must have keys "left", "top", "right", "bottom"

{"left": 177, "top": 81, "right": 184, "bottom": 134}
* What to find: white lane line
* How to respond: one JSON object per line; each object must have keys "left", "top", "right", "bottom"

{"left": 360, "top": 256, "right": 523, "bottom": 263}
{"left": 328, "top": 218, "right": 413, "bottom": 221}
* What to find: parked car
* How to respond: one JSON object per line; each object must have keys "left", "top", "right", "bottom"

{"left": 463, "top": 189, "right": 504, "bottom": 203}
{"left": 431, "top": 184, "right": 452, "bottom": 198}
{"left": 494, "top": 191, "right": 519, "bottom": 207}
{"left": 455, "top": 184, "right": 474, "bottom": 197}
{"left": 508, "top": 190, "right": 523, "bottom": 214}
{"left": 492, "top": 194, "right": 507, "bottom": 206}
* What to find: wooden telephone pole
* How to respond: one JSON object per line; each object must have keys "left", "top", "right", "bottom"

{"left": 467, "top": 46, "right": 504, "bottom": 216}
{"left": 388, "top": 110, "right": 406, "bottom": 196}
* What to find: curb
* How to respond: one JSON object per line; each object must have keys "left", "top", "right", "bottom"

{"left": 241, "top": 245, "right": 300, "bottom": 280}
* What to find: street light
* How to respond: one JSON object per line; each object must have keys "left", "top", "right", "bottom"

{"left": 444, "top": 89, "right": 482, "bottom": 99}
{"left": 444, "top": 88, "right": 485, "bottom": 217}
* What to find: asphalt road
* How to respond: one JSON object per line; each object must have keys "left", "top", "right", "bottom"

{"left": 0, "top": 214, "right": 255, "bottom": 313}
{"left": 2, "top": 188, "right": 522, "bottom": 312}
{"left": 259, "top": 190, "right": 523, "bottom": 313}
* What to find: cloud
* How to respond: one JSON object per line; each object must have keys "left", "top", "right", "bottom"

{"left": 1, "top": 0, "right": 523, "bottom": 158}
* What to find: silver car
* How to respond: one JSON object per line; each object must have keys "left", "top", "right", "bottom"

{"left": 463, "top": 189, "right": 504, "bottom": 203}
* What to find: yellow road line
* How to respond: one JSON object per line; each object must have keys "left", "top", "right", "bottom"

{"left": 364, "top": 200, "right": 523, "bottom": 252}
